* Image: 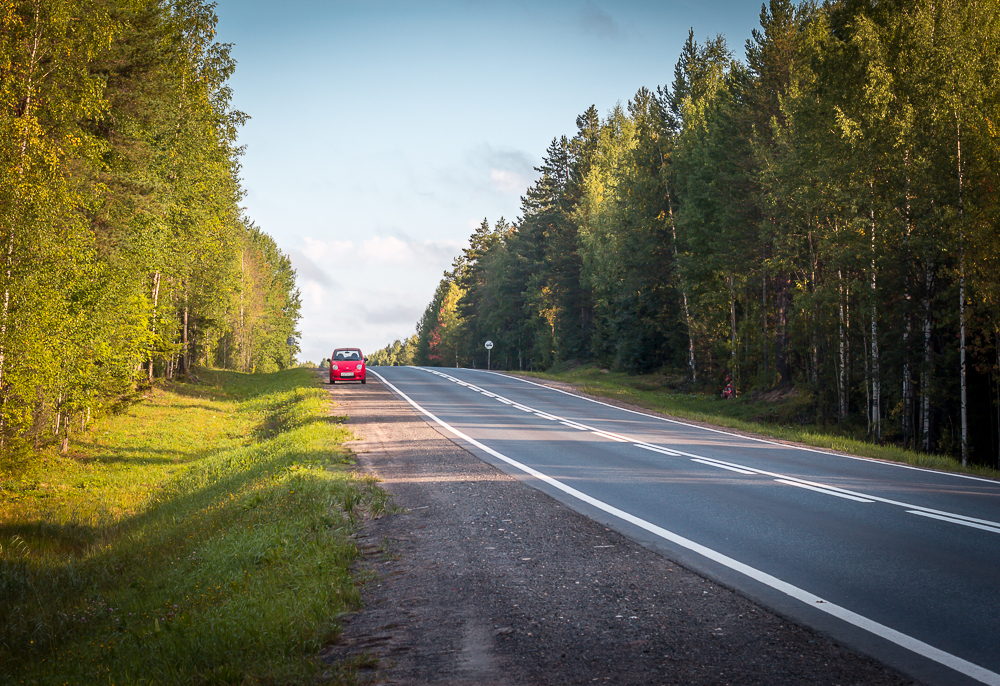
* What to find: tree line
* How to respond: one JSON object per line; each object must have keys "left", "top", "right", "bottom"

{"left": 371, "top": 0, "right": 1000, "bottom": 468}
{"left": 0, "top": 0, "right": 300, "bottom": 455}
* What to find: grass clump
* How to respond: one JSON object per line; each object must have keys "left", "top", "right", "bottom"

{"left": 0, "top": 367, "right": 386, "bottom": 685}
{"left": 518, "top": 365, "right": 1000, "bottom": 480}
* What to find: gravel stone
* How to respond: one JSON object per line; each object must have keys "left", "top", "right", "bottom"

{"left": 321, "top": 376, "right": 917, "bottom": 686}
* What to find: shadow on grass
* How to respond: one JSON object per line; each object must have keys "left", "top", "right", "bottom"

{"left": 71, "top": 441, "right": 193, "bottom": 466}
{"left": 0, "top": 438, "right": 373, "bottom": 667}
{"left": 0, "top": 521, "right": 101, "bottom": 556}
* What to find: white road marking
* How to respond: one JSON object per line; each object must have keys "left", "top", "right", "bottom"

{"left": 591, "top": 431, "right": 629, "bottom": 443}
{"left": 907, "top": 510, "right": 1000, "bottom": 535}
{"left": 692, "top": 458, "right": 757, "bottom": 475}
{"left": 411, "top": 367, "right": 1000, "bottom": 532}
{"left": 634, "top": 443, "right": 683, "bottom": 457}
{"left": 371, "top": 369, "right": 1000, "bottom": 686}
{"left": 493, "top": 370, "right": 1000, "bottom": 486}
{"left": 774, "top": 479, "right": 874, "bottom": 503}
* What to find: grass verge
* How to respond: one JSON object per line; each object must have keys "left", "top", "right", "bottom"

{"left": 0, "top": 368, "right": 387, "bottom": 685}
{"left": 516, "top": 365, "right": 999, "bottom": 480}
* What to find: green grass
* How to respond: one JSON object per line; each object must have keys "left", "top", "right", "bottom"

{"left": 517, "top": 365, "right": 1000, "bottom": 480}
{"left": 0, "top": 368, "right": 389, "bottom": 685}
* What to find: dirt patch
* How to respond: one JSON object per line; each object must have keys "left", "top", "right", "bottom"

{"left": 322, "top": 376, "right": 916, "bottom": 685}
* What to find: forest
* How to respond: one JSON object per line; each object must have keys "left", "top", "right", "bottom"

{"left": 370, "top": 0, "right": 1000, "bottom": 468}
{"left": 0, "top": 0, "right": 301, "bottom": 455}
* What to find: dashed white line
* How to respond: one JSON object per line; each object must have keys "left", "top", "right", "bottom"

{"left": 907, "top": 510, "right": 1000, "bottom": 535}
{"left": 634, "top": 443, "right": 683, "bottom": 457}
{"left": 412, "top": 367, "right": 1000, "bottom": 535}
{"left": 371, "top": 369, "right": 1000, "bottom": 686}
{"left": 692, "top": 458, "right": 757, "bottom": 475}
{"left": 591, "top": 431, "right": 629, "bottom": 443}
{"left": 774, "top": 479, "right": 874, "bottom": 503}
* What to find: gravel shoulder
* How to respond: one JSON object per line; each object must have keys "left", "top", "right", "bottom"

{"left": 321, "top": 375, "right": 916, "bottom": 685}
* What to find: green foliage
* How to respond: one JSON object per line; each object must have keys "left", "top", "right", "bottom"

{"left": 390, "top": 0, "right": 1000, "bottom": 467}
{"left": 367, "top": 334, "right": 418, "bottom": 367}
{"left": 520, "top": 365, "right": 1000, "bottom": 479}
{"left": 0, "top": 1, "right": 301, "bottom": 453}
{"left": 0, "top": 367, "right": 385, "bottom": 684}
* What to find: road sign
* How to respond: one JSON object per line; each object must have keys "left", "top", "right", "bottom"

{"left": 485, "top": 340, "right": 494, "bottom": 350}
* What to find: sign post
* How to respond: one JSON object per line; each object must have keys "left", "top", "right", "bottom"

{"left": 485, "top": 340, "right": 493, "bottom": 370}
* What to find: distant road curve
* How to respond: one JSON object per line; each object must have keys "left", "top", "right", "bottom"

{"left": 371, "top": 366, "right": 1000, "bottom": 686}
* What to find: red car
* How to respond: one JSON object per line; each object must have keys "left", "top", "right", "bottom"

{"left": 330, "top": 348, "right": 366, "bottom": 384}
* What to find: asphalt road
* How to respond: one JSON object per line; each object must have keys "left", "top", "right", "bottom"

{"left": 370, "top": 366, "right": 1000, "bottom": 686}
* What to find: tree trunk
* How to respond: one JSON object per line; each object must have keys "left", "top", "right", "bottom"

{"left": 147, "top": 271, "right": 161, "bottom": 382}
{"left": 0, "top": 233, "right": 12, "bottom": 446}
{"left": 922, "top": 262, "right": 934, "bottom": 452}
{"left": 903, "top": 319, "right": 913, "bottom": 447}
{"left": 864, "top": 326, "right": 871, "bottom": 435}
{"left": 808, "top": 232, "right": 818, "bottom": 388}
{"left": 845, "top": 286, "right": 851, "bottom": 416}
{"left": 902, "top": 149, "right": 914, "bottom": 447}
{"left": 668, "top": 200, "right": 696, "bottom": 382}
{"left": 776, "top": 274, "right": 790, "bottom": 386}
{"left": 870, "top": 200, "right": 881, "bottom": 440}
{"left": 838, "top": 270, "right": 846, "bottom": 423}
{"left": 763, "top": 261, "right": 769, "bottom": 385}
{"left": 956, "top": 116, "right": 968, "bottom": 466}
{"left": 729, "top": 274, "right": 737, "bottom": 390}
{"left": 0, "top": 4, "right": 42, "bottom": 445}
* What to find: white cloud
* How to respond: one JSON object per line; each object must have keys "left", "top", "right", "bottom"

{"left": 302, "top": 235, "right": 462, "bottom": 268}
{"left": 301, "top": 280, "right": 327, "bottom": 307}
{"left": 292, "top": 234, "right": 466, "bottom": 361}
{"left": 491, "top": 169, "right": 526, "bottom": 194}
{"left": 288, "top": 248, "right": 335, "bottom": 286}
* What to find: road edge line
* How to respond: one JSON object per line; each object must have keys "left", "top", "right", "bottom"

{"left": 370, "top": 368, "right": 1000, "bottom": 686}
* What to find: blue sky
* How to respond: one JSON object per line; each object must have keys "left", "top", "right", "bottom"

{"left": 212, "top": 0, "right": 762, "bottom": 364}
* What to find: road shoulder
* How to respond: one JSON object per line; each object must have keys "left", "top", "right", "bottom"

{"left": 322, "top": 376, "right": 915, "bottom": 685}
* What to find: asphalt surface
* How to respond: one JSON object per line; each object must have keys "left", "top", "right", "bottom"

{"left": 325, "top": 374, "right": 915, "bottom": 685}
{"left": 368, "top": 366, "right": 1000, "bottom": 686}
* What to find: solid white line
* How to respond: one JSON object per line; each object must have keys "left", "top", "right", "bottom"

{"left": 775, "top": 479, "right": 874, "bottom": 503}
{"left": 560, "top": 421, "right": 590, "bottom": 431}
{"left": 496, "top": 398, "right": 513, "bottom": 405}
{"left": 418, "top": 367, "right": 1000, "bottom": 531}
{"left": 371, "top": 369, "right": 1000, "bottom": 686}
{"left": 534, "top": 412, "right": 559, "bottom": 421}
{"left": 488, "top": 370, "right": 1000, "bottom": 486}
{"left": 907, "top": 510, "right": 1000, "bottom": 535}
{"left": 692, "top": 458, "right": 757, "bottom": 475}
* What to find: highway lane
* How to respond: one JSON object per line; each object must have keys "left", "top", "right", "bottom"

{"left": 369, "top": 365, "right": 1000, "bottom": 686}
